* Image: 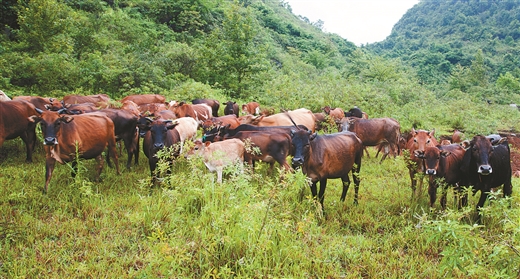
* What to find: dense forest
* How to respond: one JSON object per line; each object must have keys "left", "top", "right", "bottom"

{"left": 1, "top": 1, "right": 520, "bottom": 278}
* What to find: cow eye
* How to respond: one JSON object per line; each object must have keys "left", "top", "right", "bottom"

{"left": 426, "top": 139, "right": 431, "bottom": 144}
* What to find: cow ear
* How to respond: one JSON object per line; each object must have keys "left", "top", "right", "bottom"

{"left": 61, "top": 115, "right": 74, "bottom": 123}
{"left": 204, "top": 141, "right": 211, "bottom": 147}
{"left": 309, "top": 133, "right": 317, "bottom": 141}
{"left": 440, "top": 150, "right": 451, "bottom": 158}
{"left": 430, "top": 128, "right": 436, "bottom": 137}
{"left": 28, "top": 115, "right": 41, "bottom": 123}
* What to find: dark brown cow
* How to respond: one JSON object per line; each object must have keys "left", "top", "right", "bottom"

{"left": 460, "top": 135, "right": 512, "bottom": 221}
{"left": 290, "top": 130, "right": 364, "bottom": 210}
{"left": 202, "top": 124, "right": 308, "bottom": 144}
{"left": 140, "top": 118, "right": 181, "bottom": 180}
{"left": 340, "top": 117, "right": 401, "bottom": 161}
{"left": 62, "top": 94, "right": 110, "bottom": 108}
{"left": 13, "top": 96, "right": 63, "bottom": 111}
{"left": 344, "top": 107, "right": 368, "bottom": 119}
{"left": 239, "top": 108, "right": 317, "bottom": 133}
{"left": 121, "top": 94, "right": 166, "bottom": 106}
{"left": 29, "top": 109, "right": 120, "bottom": 193}
{"left": 0, "top": 100, "right": 38, "bottom": 162}
{"left": 224, "top": 101, "right": 239, "bottom": 117}
{"left": 63, "top": 102, "right": 98, "bottom": 114}
{"left": 242, "top": 102, "right": 260, "bottom": 115}
{"left": 415, "top": 144, "right": 466, "bottom": 209}
{"left": 168, "top": 101, "right": 212, "bottom": 123}
{"left": 406, "top": 128, "right": 439, "bottom": 198}
{"left": 192, "top": 99, "right": 220, "bottom": 117}
{"left": 97, "top": 108, "right": 139, "bottom": 169}
{"left": 223, "top": 130, "right": 292, "bottom": 174}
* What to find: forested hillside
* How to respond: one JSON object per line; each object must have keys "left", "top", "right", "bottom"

{"left": 369, "top": 0, "right": 520, "bottom": 105}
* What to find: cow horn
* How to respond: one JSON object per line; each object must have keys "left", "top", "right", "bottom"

{"left": 57, "top": 108, "right": 68, "bottom": 114}
{"left": 35, "top": 107, "right": 44, "bottom": 114}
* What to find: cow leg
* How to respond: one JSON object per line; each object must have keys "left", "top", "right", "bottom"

{"left": 409, "top": 170, "right": 417, "bottom": 198}
{"left": 318, "top": 179, "right": 327, "bottom": 210}
{"left": 94, "top": 154, "right": 104, "bottom": 182}
{"left": 44, "top": 158, "right": 56, "bottom": 193}
{"left": 340, "top": 176, "right": 351, "bottom": 202}
{"left": 20, "top": 130, "right": 36, "bottom": 162}
{"left": 475, "top": 191, "right": 489, "bottom": 223}
{"left": 107, "top": 138, "right": 121, "bottom": 175}
{"left": 309, "top": 181, "right": 318, "bottom": 201}
{"left": 428, "top": 178, "right": 437, "bottom": 208}
{"left": 440, "top": 185, "right": 448, "bottom": 210}
{"left": 216, "top": 167, "right": 223, "bottom": 184}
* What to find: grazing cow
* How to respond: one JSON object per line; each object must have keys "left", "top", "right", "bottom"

{"left": 63, "top": 102, "right": 98, "bottom": 114}
{"left": 223, "top": 130, "right": 292, "bottom": 174}
{"left": 452, "top": 130, "right": 463, "bottom": 143}
{"left": 168, "top": 101, "right": 212, "bottom": 123}
{"left": 321, "top": 106, "right": 344, "bottom": 123}
{"left": 192, "top": 99, "right": 220, "bottom": 117}
{"left": 224, "top": 101, "right": 239, "bottom": 117}
{"left": 13, "top": 96, "right": 63, "bottom": 111}
{"left": 460, "top": 135, "right": 512, "bottom": 220}
{"left": 313, "top": 112, "right": 336, "bottom": 133}
{"left": 415, "top": 144, "right": 466, "bottom": 209}
{"left": 140, "top": 118, "right": 181, "bottom": 180}
{"left": 202, "top": 124, "right": 309, "bottom": 143}
{"left": 29, "top": 109, "right": 120, "bottom": 193}
{"left": 0, "top": 90, "right": 11, "bottom": 101}
{"left": 137, "top": 103, "right": 168, "bottom": 115}
{"left": 239, "top": 108, "right": 317, "bottom": 133}
{"left": 340, "top": 117, "right": 401, "bottom": 161}
{"left": 121, "top": 94, "right": 166, "bottom": 106}
{"left": 242, "top": 102, "right": 260, "bottom": 115}
{"left": 62, "top": 94, "right": 110, "bottom": 108}
{"left": 0, "top": 100, "right": 38, "bottom": 162}
{"left": 406, "top": 128, "right": 439, "bottom": 198}
{"left": 188, "top": 139, "right": 245, "bottom": 184}
{"left": 97, "top": 108, "right": 139, "bottom": 169}
{"left": 201, "top": 115, "right": 241, "bottom": 134}
{"left": 290, "top": 130, "right": 364, "bottom": 210}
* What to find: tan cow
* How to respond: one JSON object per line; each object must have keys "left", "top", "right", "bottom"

{"left": 188, "top": 138, "right": 245, "bottom": 183}
{"left": 238, "top": 108, "right": 316, "bottom": 132}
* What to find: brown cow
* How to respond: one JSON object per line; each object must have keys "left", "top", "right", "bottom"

{"left": 415, "top": 144, "right": 466, "bottom": 209}
{"left": 192, "top": 99, "right": 220, "bottom": 117}
{"left": 29, "top": 109, "right": 120, "bottom": 193}
{"left": 0, "top": 100, "right": 38, "bottom": 162}
{"left": 121, "top": 94, "right": 166, "bottom": 106}
{"left": 168, "top": 101, "right": 212, "bottom": 123}
{"left": 239, "top": 108, "right": 316, "bottom": 133}
{"left": 452, "top": 130, "right": 463, "bottom": 143}
{"left": 242, "top": 102, "right": 260, "bottom": 115}
{"left": 187, "top": 138, "right": 245, "bottom": 184}
{"left": 313, "top": 112, "right": 336, "bottom": 133}
{"left": 322, "top": 106, "right": 344, "bottom": 123}
{"left": 223, "top": 130, "right": 292, "bottom": 174}
{"left": 290, "top": 130, "right": 364, "bottom": 211}
{"left": 13, "top": 96, "right": 63, "bottom": 111}
{"left": 224, "top": 101, "right": 239, "bottom": 117}
{"left": 340, "top": 117, "right": 401, "bottom": 162}
{"left": 137, "top": 103, "right": 168, "bottom": 115}
{"left": 405, "top": 128, "right": 439, "bottom": 198}
{"left": 201, "top": 115, "right": 241, "bottom": 134}
{"left": 62, "top": 94, "right": 110, "bottom": 108}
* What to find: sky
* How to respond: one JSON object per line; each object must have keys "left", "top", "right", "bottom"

{"left": 285, "top": 0, "right": 419, "bottom": 46}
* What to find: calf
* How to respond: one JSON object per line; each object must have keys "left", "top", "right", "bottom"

{"left": 188, "top": 139, "right": 245, "bottom": 183}
{"left": 242, "top": 102, "right": 260, "bottom": 115}
{"left": 290, "top": 130, "right": 364, "bottom": 211}
{"left": 321, "top": 106, "right": 344, "bottom": 123}
{"left": 460, "top": 135, "right": 512, "bottom": 220}
{"left": 416, "top": 144, "right": 466, "bottom": 209}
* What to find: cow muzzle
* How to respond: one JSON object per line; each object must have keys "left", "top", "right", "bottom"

{"left": 478, "top": 165, "right": 492, "bottom": 175}
{"left": 426, "top": 169, "right": 436, "bottom": 175}
{"left": 44, "top": 137, "right": 58, "bottom": 145}
{"left": 292, "top": 157, "right": 304, "bottom": 167}
{"left": 153, "top": 143, "right": 164, "bottom": 150}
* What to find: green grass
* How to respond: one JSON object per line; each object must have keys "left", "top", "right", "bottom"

{"left": 0, "top": 139, "right": 519, "bottom": 278}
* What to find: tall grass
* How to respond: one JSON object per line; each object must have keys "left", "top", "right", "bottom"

{"left": 0, "top": 138, "right": 519, "bottom": 278}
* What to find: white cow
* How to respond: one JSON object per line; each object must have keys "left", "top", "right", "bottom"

{"left": 0, "top": 90, "right": 11, "bottom": 101}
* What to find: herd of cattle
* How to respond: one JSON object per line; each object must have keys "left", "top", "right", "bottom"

{"left": 0, "top": 91, "right": 513, "bottom": 219}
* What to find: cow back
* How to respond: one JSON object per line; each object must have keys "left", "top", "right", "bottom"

{"left": 121, "top": 94, "right": 166, "bottom": 105}
{"left": 0, "top": 100, "right": 37, "bottom": 141}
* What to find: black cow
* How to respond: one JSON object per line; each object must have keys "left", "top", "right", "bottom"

{"left": 140, "top": 118, "right": 181, "bottom": 181}
{"left": 290, "top": 130, "right": 363, "bottom": 211}
{"left": 224, "top": 101, "right": 239, "bottom": 117}
{"left": 460, "top": 135, "right": 512, "bottom": 221}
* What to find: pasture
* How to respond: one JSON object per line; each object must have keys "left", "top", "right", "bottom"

{"left": 0, "top": 132, "right": 519, "bottom": 278}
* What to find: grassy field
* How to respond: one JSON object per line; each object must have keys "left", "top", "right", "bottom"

{"left": 0, "top": 136, "right": 519, "bottom": 278}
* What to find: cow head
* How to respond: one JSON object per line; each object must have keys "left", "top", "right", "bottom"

{"left": 29, "top": 109, "right": 73, "bottom": 146}
{"left": 409, "top": 128, "right": 437, "bottom": 154}
{"left": 463, "top": 135, "right": 504, "bottom": 175}
{"left": 290, "top": 129, "right": 317, "bottom": 168}
{"left": 148, "top": 119, "right": 178, "bottom": 151}
{"left": 419, "top": 146, "right": 451, "bottom": 176}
